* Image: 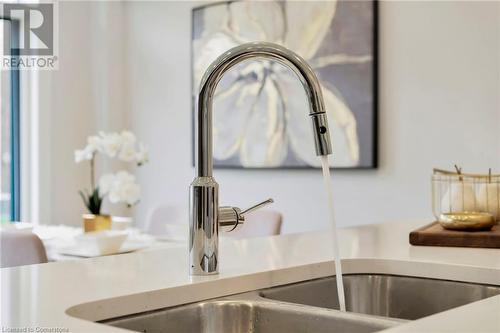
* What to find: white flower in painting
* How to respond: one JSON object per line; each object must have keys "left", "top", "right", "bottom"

{"left": 100, "top": 171, "right": 141, "bottom": 206}
{"left": 194, "top": 1, "right": 370, "bottom": 167}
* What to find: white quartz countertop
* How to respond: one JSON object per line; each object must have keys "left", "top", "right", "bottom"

{"left": 1, "top": 220, "right": 500, "bottom": 332}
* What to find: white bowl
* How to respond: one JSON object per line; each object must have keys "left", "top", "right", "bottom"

{"left": 75, "top": 231, "right": 128, "bottom": 255}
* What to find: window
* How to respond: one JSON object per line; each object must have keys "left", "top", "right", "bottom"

{"left": 0, "top": 18, "right": 20, "bottom": 222}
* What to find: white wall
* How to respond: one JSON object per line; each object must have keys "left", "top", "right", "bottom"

{"left": 39, "top": 1, "right": 500, "bottom": 233}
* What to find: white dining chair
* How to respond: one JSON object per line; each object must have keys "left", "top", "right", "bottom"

{"left": 0, "top": 230, "right": 48, "bottom": 268}
{"left": 145, "top": 204, "right": 187, "bottom": 240}
{"left": 223, "top": 210, "right": 283, "bottom": 239}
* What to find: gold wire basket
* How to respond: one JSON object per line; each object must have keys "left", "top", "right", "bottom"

{"left": 432, "top": 167, "right": 499, "bottom": 230}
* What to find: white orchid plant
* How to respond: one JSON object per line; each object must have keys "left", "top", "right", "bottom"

{"left": 75, "top": 131, "right": 148, "bottom": 215}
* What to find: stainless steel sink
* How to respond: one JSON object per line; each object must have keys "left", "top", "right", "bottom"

{"left": 100, "top": 274, "right": 500, "bottom": 332}
{"left": 261, "top": 274, "right": 500, "bottom": 320}
{"left": 102, "top": 292, "right": 402, "bottom": 333}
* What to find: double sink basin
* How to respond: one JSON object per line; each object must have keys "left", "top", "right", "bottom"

{"left": 102, "top": 274, "right": 500, "bottom": 332}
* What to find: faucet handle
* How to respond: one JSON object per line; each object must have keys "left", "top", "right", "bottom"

{"left": 219, "top": 198, "right": 274, "bottom": 232}
{"left": 241, "top": 198, "right": 274, "bottom": 215}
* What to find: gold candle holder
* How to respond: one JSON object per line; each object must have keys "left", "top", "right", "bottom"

{"left": 432, "top": 167, "right": 500, "bottom": 230}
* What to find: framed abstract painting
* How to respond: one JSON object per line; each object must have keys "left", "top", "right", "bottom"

{"left": 192, "top": 0, "right": 377, "bottom": 169}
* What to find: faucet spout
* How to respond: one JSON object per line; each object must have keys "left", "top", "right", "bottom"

{"left": 190, "top": 42, "right": 333, "bottom": 275}
{"left": 196, "top": 42, "right": 332, "bottom": 177}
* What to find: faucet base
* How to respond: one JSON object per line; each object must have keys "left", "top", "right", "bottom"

{"left": 189, "top": 177, "right": 219, "bottom": 275}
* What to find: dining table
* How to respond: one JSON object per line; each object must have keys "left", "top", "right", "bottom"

{"left": 3, "top": 222, "right": 185, "bottom": 262}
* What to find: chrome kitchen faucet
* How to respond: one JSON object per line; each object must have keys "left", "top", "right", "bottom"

{"left": 190, "top": 42, "right": 333, "bottom": 275}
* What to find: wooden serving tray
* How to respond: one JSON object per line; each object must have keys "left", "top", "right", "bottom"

{"left": 410, "top": 222, "right": 500, "bottom": 248}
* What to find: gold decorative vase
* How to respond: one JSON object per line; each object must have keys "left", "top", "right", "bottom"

{"left": 83, "top": 214, "right": 112, "bottom": 232}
